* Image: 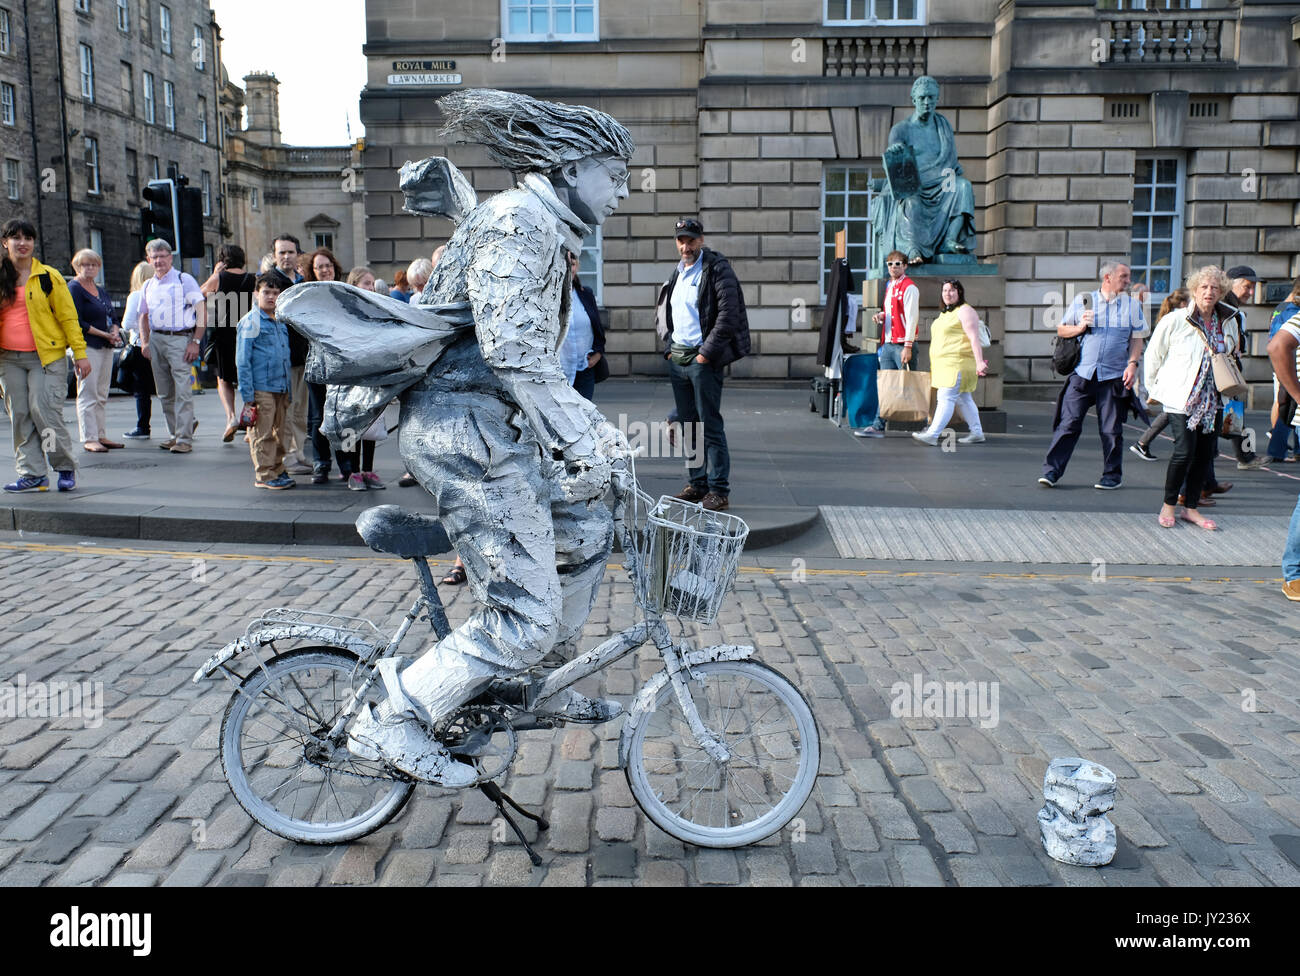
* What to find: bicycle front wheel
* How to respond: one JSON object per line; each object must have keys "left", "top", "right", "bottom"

{"left": 624, "top": 660, "right": 820, "bottom": 848}
{"left": 219, "top": 647, "right": 414, "bottom": 844}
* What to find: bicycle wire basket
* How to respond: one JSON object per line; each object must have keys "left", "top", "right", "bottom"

{"left": 621, "top": 478, "right": 749, "bottom": 624}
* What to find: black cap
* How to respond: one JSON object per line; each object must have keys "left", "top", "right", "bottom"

{"left": 1227, "top": 265, "right": 1258, "bottom": 282}
{"left": 674, "top": 217, "right": 703, "bottom": 239}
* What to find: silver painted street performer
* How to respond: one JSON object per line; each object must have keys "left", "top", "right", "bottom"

{"left": 279, "top": 90, "right": 633, "bottom": 785}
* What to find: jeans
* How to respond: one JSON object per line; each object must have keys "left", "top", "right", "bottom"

{"left": 1164, "top": 413, "right": 1217, "bottom": 507}
{"left": 1285, "top": 493, "right": 1300, "bottom": 581}
{"left": 572, "top": 366, "right": 596, "bottom": 402}
{"left": 1137, "top": 410, "right": 1169, "bottom": 450}
{"left": 669, "top": 358, "right": 729, "bottom": 495}
{"left": 1043, "top": 373, "right": 1127, "bottom": 481}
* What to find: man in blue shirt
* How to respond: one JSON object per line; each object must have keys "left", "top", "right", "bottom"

{"left": 1040, "top": 260, "right": 1147, "bottom": 490}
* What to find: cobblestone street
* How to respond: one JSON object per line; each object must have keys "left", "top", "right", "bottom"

{"left": 1, "top": 537, "right": 1298, "bottom": 887}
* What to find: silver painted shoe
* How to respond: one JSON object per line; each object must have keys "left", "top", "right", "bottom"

{"left": 347, "top": 704, "right": 478, "bottom": 787}
{"left": 533, "top": 687, "right": 624, "bottom": 724}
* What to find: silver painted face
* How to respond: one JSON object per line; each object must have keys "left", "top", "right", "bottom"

{"left": 567, "top": 156, "right": 630, "bottom": 227}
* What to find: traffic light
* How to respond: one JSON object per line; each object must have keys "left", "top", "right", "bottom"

{"left": 179, "top": 186, "right": 204, "bottom": 258}
{"left": 141, "top": 179, "right": 179, "bottom": 251}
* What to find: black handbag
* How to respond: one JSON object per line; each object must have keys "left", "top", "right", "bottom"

{"left": 114, "top": 344, "right": 140, "bottom": 395}
{"left": 1052, "top": 334, "right": 1083, "bottom": 376}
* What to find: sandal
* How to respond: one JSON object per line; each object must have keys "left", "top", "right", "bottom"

{"left": 84, "top": 441, "right": 108, "bottom": 453}
{"left": 440, "top": 565, "right": 467, "bottom": 585}
{"left": 1158, "top": 512, "right": 1176, "bottom": 528}
{"left": 1179, "top": 510, "right": 1217, "bottom": 531}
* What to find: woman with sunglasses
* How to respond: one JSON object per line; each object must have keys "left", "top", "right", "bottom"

{"left": 912, "top": 278, "right": 988, "bottom": 447}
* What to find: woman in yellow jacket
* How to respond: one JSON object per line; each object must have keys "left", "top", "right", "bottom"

{"left": 912, "top": 278, "right": 989, "bottom": 447}
{"left": 0, "top": 218, "right": 91, "bottom": 492}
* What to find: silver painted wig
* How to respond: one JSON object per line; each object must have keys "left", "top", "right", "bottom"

{"left": 438, "top": 88, "right": 635, "bottom": 173}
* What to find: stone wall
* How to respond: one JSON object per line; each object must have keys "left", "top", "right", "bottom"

{"left": 359, "top": 0, "right": 1300, "bottom": 401}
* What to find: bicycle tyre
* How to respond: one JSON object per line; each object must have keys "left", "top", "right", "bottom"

{"left": 219, "top": 647, "right": 414, "bottom": 844}
{"left": 624, "top": 660, "right": 820, "bottom": 849}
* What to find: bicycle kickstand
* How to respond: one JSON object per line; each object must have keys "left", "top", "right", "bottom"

{"left": 479, "top": 781, "right": 549, "bottom": 867}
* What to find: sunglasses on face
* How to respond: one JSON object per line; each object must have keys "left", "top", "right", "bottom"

{"left": 887, "top": 261, "right": 905, "bottom": 267}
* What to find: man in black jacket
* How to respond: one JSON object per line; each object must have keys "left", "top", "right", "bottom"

{"left": 655, "top": 217, "right": 751, "bottom": 511}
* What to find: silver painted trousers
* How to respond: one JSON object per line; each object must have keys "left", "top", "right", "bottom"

{"left": 391, "top": 389, "right": 614, "bottom": 724}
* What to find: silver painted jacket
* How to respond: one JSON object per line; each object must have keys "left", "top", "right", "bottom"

{"left": 419, "top": 173, "right": 605, "bottom": 462}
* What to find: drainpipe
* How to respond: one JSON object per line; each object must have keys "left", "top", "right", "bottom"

{"left": 19, "top": 0, "right": 43, "bottom": 241}
{"left": 49, "top": 0, "right": 76, "bottom": 263}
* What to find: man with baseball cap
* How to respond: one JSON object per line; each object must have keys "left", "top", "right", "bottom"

{"left": 655, "top": 217, "right": 751, "bottom": 511}
{"left": 1222, "top": 264, "right": 1272, "bottom": 472}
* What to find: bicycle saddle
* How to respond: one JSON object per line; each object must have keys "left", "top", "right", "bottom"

{"left": 355, "top": 505, "right": 453, "bottom": 558}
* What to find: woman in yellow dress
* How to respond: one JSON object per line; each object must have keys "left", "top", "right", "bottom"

{"left": 913, "top": 279, "right": 989, "bottom": 446}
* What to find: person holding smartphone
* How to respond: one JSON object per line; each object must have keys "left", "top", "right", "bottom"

{"left": 1039, "top": 260, "right": 1147, "bottom": 490}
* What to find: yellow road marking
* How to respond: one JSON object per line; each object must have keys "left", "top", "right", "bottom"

{"left": 0, "top": 540, "right": 1283, "bottom": 584}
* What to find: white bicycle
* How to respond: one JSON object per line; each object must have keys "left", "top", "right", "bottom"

{"left": 194, "top": 476, "right": 820, "bottom": 860}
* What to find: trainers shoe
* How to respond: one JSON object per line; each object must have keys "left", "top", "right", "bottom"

{"left": 158, "top": 439, "right": 176, "bottom": 450}
{"left": 123, "top": 429, "right": 150, "bottom": 440}
{"left": 56, "top": 471, "right": 75, "bottom": 492}
{"left": 346, "top": 704, "right": 478, "bottom": 787}
{"left": 912, "top": 431, "right": 940, "bottom": 446}
{"left": 169, "top": 443, "right": 193, "bottom": 454}
{"left": 674, "top": 484, "right": 707, "bottom": 502}
{"left": 958, "top": 433, "right": 985, "bottom": 444}
{"left": 311, "top": 467, "right": 330, "bottom": 485}
{"left": 1130, "top": 443, "right": 1157, "bottom": 461}
{"left": 1094, "top": 477, "right": 1122, "bottom": 490}
{"left": 255, "top": 476, "right": 292, "bottom": 490}
{"left": 533, "top": 688, "right": 625, "bottom": 724}
{"left": 701, "top": 492, "right": 729, "bottom": 511}
{"left": 1237, "top": 456, "right": 1272, "bottom": 470}
{"left": 1283, "top": 579, "right": 1300, "bottom": 602}
{"left": 348, "top": 473, "right": 367, "bottom": 491}
{"left": 284, "top": 461, "right": 313, "bottom": 476}
{"left": 1037, "top": 475, "right": 1057, "bottom": 488}
{"left": 854, "top": 427, "right": 885, "bottom": 438}
{"left": 362, "top": 471, "right": 385, "bottom": 489}
{"left": 3, "top": 475, "right": 48, "bottom": 493}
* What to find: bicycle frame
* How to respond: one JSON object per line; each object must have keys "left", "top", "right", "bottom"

{"left": 194, "top": 479, "right": 753, "bottom": 772}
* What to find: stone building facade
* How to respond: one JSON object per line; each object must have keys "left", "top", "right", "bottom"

{"left": 0, "top": 0, "right": 225, "bottom": 297}
{"left": 220, "top": 71, "right": 366, "bottom": 272}
{"left": 362, "top": 0, "right": 1300, "bottom": 404}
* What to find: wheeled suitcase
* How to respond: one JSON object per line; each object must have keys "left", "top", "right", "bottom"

{"left": 841, "top": 353, "right": 878, "bottom": 429}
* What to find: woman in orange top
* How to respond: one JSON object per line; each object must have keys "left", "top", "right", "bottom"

{"left": 0, "top": 218, "right": 91, "bottom": 492}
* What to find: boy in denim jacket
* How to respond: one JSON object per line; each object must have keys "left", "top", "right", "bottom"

{"left": 236, "top": 270, "right": 294, "bottom": 489}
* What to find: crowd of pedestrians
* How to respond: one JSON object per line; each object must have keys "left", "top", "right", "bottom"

{"left": 6, "top": 210, "right": 1300, "bottom": 598}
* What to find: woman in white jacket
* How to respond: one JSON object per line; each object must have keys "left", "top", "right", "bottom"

{"left": 1144, "top": 265, "right": 1241, "bottom": 530}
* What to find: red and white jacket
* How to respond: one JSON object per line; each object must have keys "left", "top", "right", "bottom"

{"left": 881, "top": 275, "right": 919, "bottom": 346}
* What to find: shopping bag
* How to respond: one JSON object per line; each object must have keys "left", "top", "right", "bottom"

{"left": 1221, "top": 398, "right": 1245, "bottom": 437}
{"left": 877, "top": 366, "right": 931, "bottom": 423}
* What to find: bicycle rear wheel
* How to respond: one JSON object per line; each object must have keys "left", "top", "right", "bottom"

{"left": 624, "top": 660, "right": 819, "bottom": 848}
{"left": 219, "top": 647, "right": 414, "bottom": 844}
